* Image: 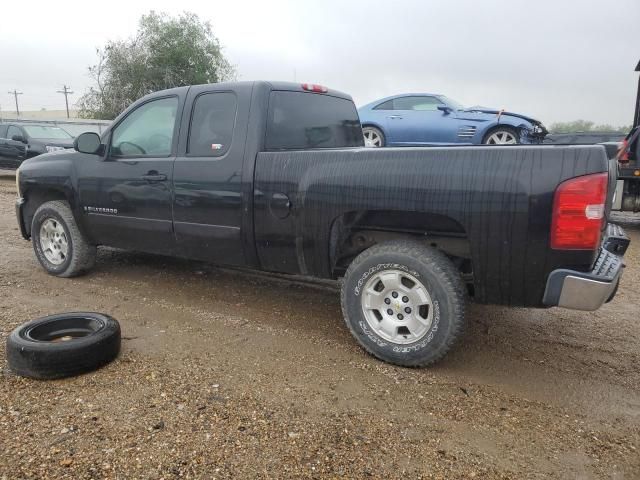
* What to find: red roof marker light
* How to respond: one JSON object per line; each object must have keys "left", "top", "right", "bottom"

{"left": 302, "top": 83, "right": 328, "bottom": 93}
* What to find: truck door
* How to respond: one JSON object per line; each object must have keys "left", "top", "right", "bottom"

{"left": 0, "top": 125, "right": 27, "bottom": 168}
{"left": 76, "top": 95, "right": 181, "bottom": 254}
{"left": 172, "top": 83, "right": 251, "bottom": 266}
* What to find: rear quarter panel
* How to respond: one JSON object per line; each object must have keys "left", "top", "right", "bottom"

{"left": 254, "top": 145, "right": 609, "bottom": 307}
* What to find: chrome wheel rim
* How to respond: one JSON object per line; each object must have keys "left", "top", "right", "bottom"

{"left": 486, "top": 131, "right": 517, "bottom": 144}
{"left": 39, "top": 218, "right": 69, "bottom": 265}
{"left": 363, "top": 128, "right": 383, "bottom": 147}
{"left": 361, "top": 269, "right": 433, "bottom": 345}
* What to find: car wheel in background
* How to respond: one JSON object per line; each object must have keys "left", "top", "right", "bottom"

{"left": 6, "top": 312, "right": 121, "bottom": 379}
{"left": 362, "top": 126, "right": 385, "bottom": 147}
{"left": 341, "top": 240, "right": 465, "bottom": 367}
{"left": 31, "top": 200, "right": 96, "bottom": 277}
{"left": 483, "top": 127, "right": 520, "bottom": 145}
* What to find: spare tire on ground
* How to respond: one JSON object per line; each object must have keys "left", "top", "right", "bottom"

{"left": 6, "top": 312, "right": 121, "bottom": 379}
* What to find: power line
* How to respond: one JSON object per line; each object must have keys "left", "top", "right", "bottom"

{"left": 8, "top": 89, "right": 23, "bottom": 117}
{"left": 56, "top": 85, "right": 74, "bottom": 118}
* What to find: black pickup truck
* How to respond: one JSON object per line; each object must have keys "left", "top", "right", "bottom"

{"left": 15, "top": 81, "right": 629, "bottom": 367}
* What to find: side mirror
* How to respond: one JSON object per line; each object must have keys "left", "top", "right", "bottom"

{"left": 11, "top": 135, "right": 27, "bottom": 143}
{"left": 74, "top": 132, "right": 103, "bottom": 155}
{"left": 437, "top": 105, "right": 452, "bottom": 114}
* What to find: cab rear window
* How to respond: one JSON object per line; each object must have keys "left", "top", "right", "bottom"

{"left": 265, "top": 91, "right": 363, "bottom": 150}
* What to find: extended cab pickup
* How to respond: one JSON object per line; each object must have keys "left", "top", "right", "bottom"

{"left": 15, "top": 81, "right": 630, "bottom": 366}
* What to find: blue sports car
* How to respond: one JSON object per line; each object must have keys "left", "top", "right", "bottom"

{"left": 358, "top": 94, "right": 548, "bottom": 147}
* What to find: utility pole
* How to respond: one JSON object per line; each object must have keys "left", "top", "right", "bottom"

{"left": 57, "top": 85, "right": 74, "bottom": 118}
{"left": 8, "top": 89, "right": 23, "bottom": 117}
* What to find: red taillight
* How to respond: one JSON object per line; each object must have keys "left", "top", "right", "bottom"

{"left": 618, "top": 139, "right": 630, "bottom": 163}
{"left": 301, "top": 83, "right": 328, "bottom": 93}
{"left": 551, "top": 172, "right": 608, "bottom": 250}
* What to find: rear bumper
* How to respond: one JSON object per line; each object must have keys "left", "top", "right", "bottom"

{"left": 542, "top": 225, "right": 628, "bottom": 311}
{"left": 15, "top": 197, "right": 29, "bottom": 239}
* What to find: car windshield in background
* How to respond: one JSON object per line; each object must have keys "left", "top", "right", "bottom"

{"left": 23, "top": 125, "right": 73, "bottom": 140}
{"left": 438, "top": 96, "right": 465, "bottom": 110}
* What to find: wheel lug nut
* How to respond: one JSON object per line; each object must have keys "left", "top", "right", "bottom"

{"left": 397, "top": 314, "right": 404, "bottom": 320}
{"left": 392, "top": 291, "right": 398, "bottom": 298}
{"left": 405, "top": 307, "right": 412, "bottom": 314}
{"left": 387, "top": 309, "right": 393, "bottom": 315}
{"left": 402, "top": 296, "right": 409, "bottom": 303}
{"left": 384, "top": 298, "right": 391, "bottom": 305}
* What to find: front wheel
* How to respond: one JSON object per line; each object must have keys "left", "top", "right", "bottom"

{"left": 31, "top": 200, "right": 96, "bottom": 277}
{"left": 483, "top": 127, "right": 520, "bottom": 145}
{"left": 341, "top": 240, "right": 465, "bottom": 367}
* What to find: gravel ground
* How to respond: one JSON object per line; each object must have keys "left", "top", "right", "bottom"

{"left": 0, "top": 172, "right": 639, "bottom": 479}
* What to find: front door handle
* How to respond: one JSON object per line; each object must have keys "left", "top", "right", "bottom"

{"left": 388, "top": 115, "right": 403, "bottom": 120}
{"left": 141, "top": 174, "right": 167, "bottom": 182}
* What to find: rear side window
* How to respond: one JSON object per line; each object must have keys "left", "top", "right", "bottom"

{"left": 265, "top": 91, "right": 363, "bottom": 150}
{"left": 0, "top": 125, "right": 7, "bottom": 138}
{"left": 187, "top": 92, "right": 237, "bottom": 157}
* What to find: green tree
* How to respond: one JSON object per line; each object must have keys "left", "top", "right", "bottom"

{"left": 550, "top": 120, "right": 631, "bottom": 134}
{"left": 78, "top": 11, "right": 235, "bottom": 120}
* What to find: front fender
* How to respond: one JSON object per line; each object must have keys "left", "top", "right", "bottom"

{"left": 478, "top": 118, "right": 543, "bottom": 144}
{"left": 18, "top": 152, "right": 88, "bottom": 238}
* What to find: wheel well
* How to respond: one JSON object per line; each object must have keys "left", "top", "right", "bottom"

{"left": 22, "top": 188, "right": 68, "bottom": 237}
{"left": 362, "top": 123, "right": 384, "bottom": 133}
{"left": 329, "top": 210, "right": 474, "bottom": 296}
{"left": 482, "top": 124, "right": 522, "bottom": 142}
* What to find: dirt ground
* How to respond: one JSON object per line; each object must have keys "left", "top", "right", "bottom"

{"left": 0, "top": 172, "right": 639, "bottom": 479}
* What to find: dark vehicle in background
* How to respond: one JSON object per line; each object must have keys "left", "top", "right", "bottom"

{"left": 544, "top": 131, "right": 626, "bottom": 145}
{"left": 0, "top": 123, "right": 74, "bottom": 169}
{"left": 358, "top": 93, "right": 547, "bottom": 147}
{"left": 610, "top": 60, "right": 640, "bottom": 213}
{"left": 15, "top": 81, "right": 628, "bottom": 367}
{"left": 616, "top": 126, "right": 640, "bottom": 211}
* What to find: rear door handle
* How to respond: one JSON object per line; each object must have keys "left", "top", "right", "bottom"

{"left": 141, "top": 174, "right": 167, "bottom": 182}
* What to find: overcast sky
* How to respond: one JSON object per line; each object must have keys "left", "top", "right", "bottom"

{"left": 1, "top": 0, "right": 638, "bottom": 125}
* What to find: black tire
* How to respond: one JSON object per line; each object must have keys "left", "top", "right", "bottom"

{"left": 6, "top": 312, "right": 121, "bottom": 380}
{"left": 341, "top": 240, "right": 465, "bottom": 367}
{"left": 31, "top": 200, "right": 96, "bottom": 277}
{"left": 482, "top": 126, "right": 520, "bottom": 145}
{"left": 362, "top": 126, "right": 386, "bottom": 147}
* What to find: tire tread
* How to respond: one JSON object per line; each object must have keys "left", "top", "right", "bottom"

{"left": 340, "top": 240, "right": 465, "bottom": 367}
{"left": 32, "top": 200, "right": 96, "bottom": 277}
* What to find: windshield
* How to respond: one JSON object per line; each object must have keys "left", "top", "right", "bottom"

{"left": 438, "top": 96, "right": 465, "bottom": 110}
{"left": 23, "top": 125, "right": 73, "bottom": 140}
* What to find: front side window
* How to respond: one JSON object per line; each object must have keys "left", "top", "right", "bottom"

{"left": 187, "top": 92, "right": 237, "bottom": 157}
{"left": 392, "top": 96, "right": 444, "bottom": 111}
{"left": 111, "top": 97, "right": 178, "bottom": 157}
{"left": 0, "top": 125, "right": 8, "bottom": 138}
{"left": 7, "top": 125, "right": 22, "bottom": 140}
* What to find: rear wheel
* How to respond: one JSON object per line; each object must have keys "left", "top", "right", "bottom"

{"left": 31, "top": 200, "right": 96, "bottom": 277}
{"left": 341, "top": 240, "right": 465, "bottom": 367}
{"left": 363, "top": 126, "right": 385, "bottom": 147}
{"left": 483, "top": 127, "right": 519, "bottom": 145}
